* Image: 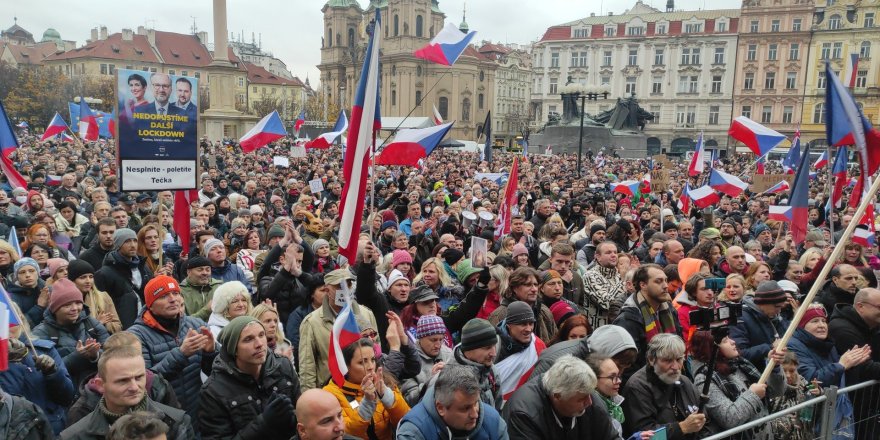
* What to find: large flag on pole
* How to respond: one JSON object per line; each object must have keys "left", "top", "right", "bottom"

{"left": 728, "top": 116, "right": 786, "bottom": 157}
{"left": 688, "top": 131, "right": 705, "bottom": 176}
{"left": 0, "top": 100, "right": 28, "bottom": 189}
{"left": 494, "top": 157, "right": 519, "bottom": 240}
{"left": 375, "top": 122, "right": 454, "bottom": 166}
{"left": 831, "top": 146, "right": 849, "bottom": 208}
{"left": 843, "top": 53, "right": 859, "bottom": 89}
{"left": 790, "top": 143, "right": 812, "bottom": 245}
{"left": 478, "top": 111, "right": 492, "bottom": 163}
{"left": 432, "top": 104, "right": 443, "bottom": 125}
{"left": 40, "top": 112, "right": 70, "bottom": 141}
{"left": 173, "top": 190, "right": 198, "bottom": 257}
{"left": 306, "top": 110, "right": 348, "bottom": 149}
{"left": 294, "top": 109, "right": 306, "bottom": 135}
{"left": 782, "top": 129, "right": 802, "bottom": 174}
{"left": 77, "top": 97, "right": 100, "bottom": 142}
{"left": 338, "top": 8, "right": 382, "bottom": 263}
{"left": 708, "top": 169, "right": 748, "bottom": 197}
{"left": 413, "top": 22, "right": 477, "bottom": 66}
{"left": 239, "top": 110, "right": 287, "bottom": 153}
{"left": 825, "top": 61, "right": 880, "bottom": 178}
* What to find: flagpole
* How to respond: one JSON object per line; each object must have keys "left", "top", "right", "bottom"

{"left": 758, "top": 166, "right": 880, "bottom": 385}
{"left": 369, "top": 132, "right": 376, "bottom": 241}
{"left": 1, "top": 287, "right": 38, "bottom": 354}
{"left": 827, "top": 143, "right": 835, "bottom": 245}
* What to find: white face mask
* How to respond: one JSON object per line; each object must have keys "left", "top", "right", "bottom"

{"left": 334, "top": 286, "right": 350, "bottom": 308}
{"left": 15, "top": 196, "right": 26, "bottom": 204}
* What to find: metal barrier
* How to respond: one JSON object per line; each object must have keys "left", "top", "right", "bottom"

{"left": 702, "top": 379, "right": 879, "bottom": 440}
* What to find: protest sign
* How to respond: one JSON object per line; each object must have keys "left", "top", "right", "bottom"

{"left": 652, "top": 169, "right": 670, "bottom": 193}
{"left": 309, "top": 178, "right": 325, "bottom": 194}
{"left": 273, "top": 156, "right": 290, "bottom": 168}
{"left": 751, "top": 174, "right": 795, "bottom": 193}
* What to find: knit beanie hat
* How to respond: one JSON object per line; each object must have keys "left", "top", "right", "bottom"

{"left": 212, "top": 281, "right": 251, "bottom": 314}
{"left": 392, "top": 249, "right": 413, "bottom": 267}
{"left": 186, "top": 256, "right": 211, "bottom": 270}
{"left": 512, "top": 243, "right": 528, "bottom": 258}
{"left": 506, "top": 301, "right": 536, "bottom": 324}
{"left": 219, "top": 316, "right": 264, "bottom": 358}
{"left": 48, "top": 278, "right": 83, "bottom": 313}
{"left": 549, "top": 301, "right": 576, "bottom": 326}
{"left": 754, "top": 280, "right": 788, "bottom": 305}
{"left": 753, "top": 223, "right": 770, "bottom": 237}
{"left": 616, "top": 218, "right": 633, "bottom": 234}
{"left": 455, "top": 260, "right": 481, "bottom": 284}
{"left": 415, "top": 315, "right": 447, "bottom": 339}
{"left": 460, "top": 318, "right": 498, "bottom": 351}
{"left": 386, "top": 269, "right": 409, "bottom": 289}
{"left": 540, "top": 269, "right": 562, "bottom": 286}
{"left": 267, "top": 224, "right": 286, "bottom": 240}
{"left": 381, "top": 220, "right": 398, "bottom": 231}
{"left": 66, "top": 259, "right": 95, "bottom": 281}
{"left": 442, "top": 248, "right": 465, "bottom": 267}
{"left": 112, "top": 228, "right": 137, "bottom": 251}
{"left": 590, "top": 223, "right": 606, "bottom": 238}
{"left": 144, "top": 275, "right": 181, "bottom": 308}
{"left": 203, "top": 238, "right": 225, "bottom": 256}
{"left": 47, "top": 258, "right": 69, "bottom": 278}
{"left": 311, "top": 239, "right": 330, "bottom": 253}
{"left": 798, "top": 304, "right": 827, "bottom": 328}
{"left": 14, "top": 257, "right": 39, "bottom": 275}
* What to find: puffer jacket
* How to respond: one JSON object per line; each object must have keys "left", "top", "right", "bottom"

{"left": 323, "top": 378, "right": 410, "bottom": 440}
{"left": 729, "top": 297, "right": 788, "bottom": 369}
{"left": 0, "top": 339, "right": 75, "bottom": 435}
{"left": 94, "top": 251, "right": 153, "bottom": 329}
{"left": 65, "top": 369, "right": 180, "bottom": 426}
{"left": 126, "top": 309, "right": 217, "bottom": 419}
{"left": 401, "top": 342, "right": 453, "bottom": 406}
{"left": 59, "top": 397, "right": 193, "bottom": 440}
{"left": 0, "top": 391, "right": 55, "bottom": 440}
{"left": 31, "top": 309, "right": 110, "bottom": 393}
{"left": 787, "top": 328, "right": 846, "bottom": 387}
{"left": 200, "top": 352, "right": 302, "bottom": 440}
{"left": 298, "top": 296, "right": 377, "bottom": 390}
{"left": 397, "top": 383, "right": 508, "bottom": 440}
{"left": 179, "top": 277, "right": 222, "bottom": 322}
{"left": 6, "top": 278, "right": 46, "bottom": 327}
{"left": 445, "top": 344, "right": 501, "bottom": 410}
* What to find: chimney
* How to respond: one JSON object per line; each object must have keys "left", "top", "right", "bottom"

{"left": 146, "top": 28, "right": 156, "bottom": 46}
{"left": 122, "top": 28, "right": 133, "bottom": 41}
{"left": 590, "top": 12, "right": 595, "bottom": 17}
{"left": 90, "top": 27, "right": 99, "bottom": 42}
{"left": 197, "top": 31, "right": 208, "bottom": 44}
{"left": 137, "top": 26, "right": 146, "bottom": 35}
{"left": 667, "top": 0, "right": 674, "bottom": 12}
{"left": 99, "top": 26, "right": 108, "bottom": 40}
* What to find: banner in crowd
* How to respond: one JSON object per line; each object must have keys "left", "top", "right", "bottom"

{"left": 67, "top": 103, "right": 114, "bottom": 138}
{"left": 751, "top": 173, "right": 795, "bottom": 193}
{"left": 115, "top": 69, "right": 199, "bottom": 191}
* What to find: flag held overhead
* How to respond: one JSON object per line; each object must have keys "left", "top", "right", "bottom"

{"left": 375, "top": 122, "right": 454, "bottom": 167}
{"left": 689, "top": 185, "right": 720, "bottom": 209}
{"left": 77, "top": 97, "right": 100, "bottom": 142}
{"left": 728, "top": 116, "right": 786, "bottom": 157}
{"left": 709, "top": 169, "right": 749, "bottom": 197}
{"left": 413, "top": 22, "right": 477, "bottom": 66}
{"left": 306, "top": 110, "right": 349, "bottom": 149}
{"left": 40, "top": 112, "right": 70, "bottom": 142}
{"left": 239, "top": 110, "right": 288, "bottom": 153}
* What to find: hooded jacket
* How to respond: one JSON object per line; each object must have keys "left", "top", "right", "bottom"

{"left": 397, "top": 383, "right": 508, "bottom": 440}
{"left": 729, "top": 297, "right": 789, "bottom": 369}
{"left": 401, "top": 341, "right": 453, "bottom": 406}
{"left": 94, "top": 251, "right": 153, "bottom": 329}
{"left": 0, "top": 391, "right": 56, "bottom": 440}
{"left": 65, "top": 369, "right": 179, "bottom": 427}
{"left": 6, "top": 277, "right": 46, "bottom": 327}
{"left": 31, "top": 309, "right": 110, "bottom": 394}
{"left": 445, "top": 345, "right": 502, "bottom": 410}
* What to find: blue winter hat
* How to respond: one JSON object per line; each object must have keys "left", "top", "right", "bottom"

{"left": 14, "top": 257, "right": 40, "bottom": 275}
{"left": 753, "top": 223, "right": 770, "bottom": 237}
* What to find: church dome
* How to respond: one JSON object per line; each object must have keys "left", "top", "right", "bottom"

{"left": 41, "top": 28, "right": 61, "bottom": 42}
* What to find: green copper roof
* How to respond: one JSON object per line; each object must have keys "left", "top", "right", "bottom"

{"left": 326, "top": 0, "right": 360, "bottom": 8}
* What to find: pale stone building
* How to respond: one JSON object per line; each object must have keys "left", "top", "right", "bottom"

{"left": 480, "top": 43, "right": 532, "bottom": 148}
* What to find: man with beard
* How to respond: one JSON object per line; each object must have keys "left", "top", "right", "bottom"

{"left": 818, "top": 264, "right": 862, "bottom": 314}
{"left": 78, "top": 218, "right": 116, "bottom": 271}
{"left": 494, "top": 302, "right": 546, "bottom": 401}
{"left": 135, "top": 194, "right": 154, "bottom": 218}
{"left": 718, "top": 217, "right": 744, "bottom": 252}
{"left": 622, "top": 334, "right": 705, "bottom": 440}
{"left": 95, "top": 228, "right": 153, "bottom": 329}
{"left": 501, "top": 215, "right": 537, "bottom": 259}
{"left": 753, "top": 223, "right": 775, "bottom": 254}
{"left": 583, "top": 241, "right": 626, "bottom": 327}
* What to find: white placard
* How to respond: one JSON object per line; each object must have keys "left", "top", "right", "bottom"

{"left": 120, "top": 160, "right": 197, "bottom": 190}
{"left": 290, "top": 145, "right": 307, "bottom": 158}
{"left": 309, "top": 178, "right": 324, "bottom": 194}
{"left": 273, "top": 156, "right": 290, "bottom": 168}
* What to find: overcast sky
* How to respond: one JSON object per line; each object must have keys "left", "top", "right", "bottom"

{"left": 9, "top": 0, "right": 741, "bottom": 83}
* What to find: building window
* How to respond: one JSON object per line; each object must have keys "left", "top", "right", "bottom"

{"left": 654, "top": 48, "right": 665, "bottom": 65}
{"left": 676, "top": 106, "right": 686, "bottom": 125}
{"left": 818, "top": 71, "right": 827, "bottom": 89}
{"left": 578, "top": 51, "right": 587, "bottom": 67}
{"left": 416, "top": 66, "right": 422, "bottom": 76}
{"left": 761, "top": 106, "right": 772, "bottom": 123}
{"left": 714, "top": 47, "right": 724, "bottom": 64}
{"left": 100, "top": 64, "right": 108, "bottom": 75}
{"left": 747, "top": 45, "right": 757, "bottom": 61}
{"left": 600, "top": 75, "right": 611, "bottom": 85}
{"left": 550, "top": 52, "right": 559, "bottom": 68}
{"left": 391, "top": 90, "right": 396, "bottom": 106}
{"left": 678, "top": 75, "right": 698, "bottom": 93}
{"left": 238, "top": 77, "right": 244, "bottom": 87}
{"left": 461, "top": 98, "right": 471, "bottom": 121}
{"left": 742, "top": 105, "right": 752, "bottom": 119}
{"left": 828, "top": 14, "right": 841, "bottom": 30}
{"left": 833, "top": 42, "right": 843, "bottom": 59}
{"left": 768, "top": 44, "right": 778, "bottom": 61}
{"left": 573, "top": 28, "right": 589, "bottom": 38}
{"left": 783, "top": 106, "right": 794, "bottom": 123}
{"left": 603, "top": 51, "right": 612, "bottom": 66}
{"left": 416, "top": 15, "right": 423, "bottom": 37}
{"left": 181, "top": 70, "right": 188, "bottom": 76}
{"left": 711, "top": 75, "right": 722, "bottom": 93}
{"left": 627, "top": 26, "right": 644, "bottom": 36}
{"left": 717, "top": 21, "right": 727, "bottom": 32}
{"left": 681, "top": 48, "right": 699, "bottom": 65}
{"left": 109, "top": 64, "right": 115, "bottom": 75}
{"left": 394, "top": 15, "right": 399, "bottom": 36}
{"left": 750, "top": 21, "right": 759, "bottom": 32}
{"left": 252, "top": 86, "right": 257, "bottom": 93}
{"left": 168, "top": 69, "right": 175, "bottom": 75}
{"left": 478, "top": 93, "right": 484, "bottom": 109}
{"left": 439, "top": 97, "right": 448, "bottom": 119}
{"left": 856, "top": 70, "right": 868, "bottom": 88}
{"left": 687, "top": 106, "right": 696, "bottom": 124}
{"left": 625, "top": 77, "right": 637, "bottom": 95}
{"left": 744, "top": 72, "right": 755, "bottom": 90}
{"left": 821, "top": 43, "right": 832, "bottom": 60}
{"left": 789, "top": 43, "right": 800, "bottom": 60}
{"left": 549, "top": 78, "right": 558, "bottom": 94}
{"left": 649, "top": 105, "right": 660, "bottom": 123}
{"left": 685, "top": 23, "right": 703, "bottom": 33}
{"left": 813, "top": 103, "right": 825, "bottom": 124}
{"left": 194, "top": 72, "right": 200, "bottom": 78}
{"left": 861, "top": 41, "right": 871, "bottom": 59}
{"left": 771, "top": 20, "right": 780, "bottom": 32}
{"left": 786, "top": 72, "right": 797, "bottom": 89}
{"left": 150, "top": 67, "right": 157, "bottom": 73}
{"left": 765, "top": 72, "right": 776, "bottom": 89}
{"left": 604, "top": 26, "right": 615, "bottom": 37}
{"left": 628, "top": 49, "right": 638, "bottom": 65}
{"left": 866, "top": 13, "right": 875, "bottom": 28}
{"left": 793, "top": 18, "right": 802, "bottom": 31}
{"left": 652, "top": 77, "right": 663, "bottom": 94}
{"left": 709, "top": 106, "right": 720, "bottom": 125}
{"left": 681, "top": 48, "right": 690, "bottom": 65}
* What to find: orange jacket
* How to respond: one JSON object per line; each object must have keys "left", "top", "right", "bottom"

{"left": 324, "top": 379, "right": 410, "bottom": 440}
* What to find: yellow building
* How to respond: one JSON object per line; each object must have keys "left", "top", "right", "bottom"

{"left": 245, "top": 62, "right": 307, "bottom": 121}
{"left": 801, "top": 0, "right": 880, "bottom": 146}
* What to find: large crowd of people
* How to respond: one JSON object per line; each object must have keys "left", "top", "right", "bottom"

{"left": 0, "top": 133, "right": 878, "bottom": 440}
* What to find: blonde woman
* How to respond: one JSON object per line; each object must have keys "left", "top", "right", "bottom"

{"left": 719, "top": 273, "right": 746, "bottom": 303}
{"left": 412, "top": 257, "right": 463, "bottom": 312}
{"left": 249, "top": 302, "right": 294, "bottom": 361}
{"left": 0, "top": 239, "right": 20, "bottom": 284}
{"left": 66, "top": 259, "right": 122, "bottom": 334}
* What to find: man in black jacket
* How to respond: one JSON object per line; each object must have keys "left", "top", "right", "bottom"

{"left": 818, "top": 264, "right": 861, "bottom": 313}
{"left": 78, "top": 218, "right": 115, "bottom": 271}
{"left": 94, "top": 228, "right": 153, "bottom": 329}
{"left": 258, "top": 223, "right": 314, "bottom": 323}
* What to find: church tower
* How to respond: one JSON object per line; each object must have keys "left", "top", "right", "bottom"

{"left": 318, "top": 0, "right": 364, "bottom": 113}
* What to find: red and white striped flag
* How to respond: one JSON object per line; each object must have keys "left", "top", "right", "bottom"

{"left": 494, "top": 157, "right": 519, "bottom": 239}
{"left": 0, "top": 302, "right": 9, "bottom": 371}
{"left": 432, "top": 104, "right": 443, "bottom": 126}
{"left": 174, "top": 190, "right": 198, "bottom": 256}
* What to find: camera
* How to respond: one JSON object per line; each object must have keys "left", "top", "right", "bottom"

{"left": 704, "top": 277, "right": 726, "bottom": 292}
{"left": 689, "top": 301, "right": 742, "bottom": 330}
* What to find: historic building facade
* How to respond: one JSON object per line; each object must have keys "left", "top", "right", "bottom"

{"left": 480, "top": 43, "right": 532, "bottom": 147}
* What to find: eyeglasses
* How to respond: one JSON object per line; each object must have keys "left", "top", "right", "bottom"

{"left": 361, "top": 330, "right": 378, "bottom": 339}
{"left": 858, "top": 301, "right": 880, "bottom": 310}
{"left": 598, "top": 375, "right": 622, "bottom": 383}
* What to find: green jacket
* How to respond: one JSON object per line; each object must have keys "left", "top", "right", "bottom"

{"left": 180, "top": 278, "right": 222, "bottom": 322}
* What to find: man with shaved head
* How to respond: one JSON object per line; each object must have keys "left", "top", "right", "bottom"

{"left": 714, "top": 246, "right": 749, "bottom": 277}
{"left": 294, "top": 389, "right": 359, "bottom": 440}
{"left": 819, "top": 264, "right": 862, "bottom": 314}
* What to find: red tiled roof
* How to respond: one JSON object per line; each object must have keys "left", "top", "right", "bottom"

{"left": 460, "top": 45, "right": 493, "bottom": 61}
{"left": 478, "top": 43, "right": 510, "bottom": 55}
{"left": 540, "top": 26, "right": 571, "bottom": 42}
{"left": 245, "top": 62, "right": 304, "bottom": 86}
{"left": 1, "top": 41, "right": 60, "bottom": 65}
{"left": 153, "top": 31, "right": 212, "bottom": 67}
{"left": 44, "top": 33, "right": 160, "bottom": 63}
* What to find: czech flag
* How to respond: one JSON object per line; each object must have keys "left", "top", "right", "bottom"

{"left": 689, "top": 185, "right": 720, "bottom": 209}
{"left": 432, "top": 104, "right": 443, "bottom": 126}
{"left": 294, "top": 109, "right": 306, "bottom": 134}
{"left": 15, "top": 121, "right": 27, "bottom": 129}
{"left": 329, "top": 303, "right": 361, "bottom": 386}
{"left": 853, "top": 224, "right": 875, "bottom": 247}
{"left": 825, "top": 61, "right": 880, "bottom": 178}
{"left": 306, "top": 110, "right": 348, "bottom": 149}
{"left": 413, "top": 22, "right": 477, "bottom": 66}
{"left": 677, "top": 183, "right": 691, "bottom": 214}
{"left": 763, "top": 180, "right": 790, "bottom": 195}
{"left": 728, "top": 116, "right": 786, "bottom": 157}
{"left": 756, "top": 156, "right": 766, "bottom": 175}
{"left": 494, "top": 157, "right": 519, "bottom": 240}
{"left": 641, "top": 172, "right": 652, "bottom": 193}
{"left": 782, "top": 130, "right": 802, "bottom": 174}
{"left": 688, "top": 131, "right": 705, "bottom": 177}
{"left": 60, "top": 132, "right": 74, "bottom": 143}
{"left": 0, "top": 100, "right": 28, "bottom": 189}
{"left": 611, "top": 180, "right": 641, "bottom": 197}
{"left": 843, "top": 53, "right": 859, "bottom": 89}
{"left": 338, "top": 8, "right": 382, "bottom": 263}
{"left": 0, "top": 302, "right": 8, "bottom": 371}
{"left": 46, "top": 175, "right": 62, "bottom": 186}
{"left": 790, "top": 143, "right": 812, "bottom": 245}
{"left": 813, "top": 150, "right": 829, "bottom": 169}
{"left": 768, "top": 205, "right": 793, "bottom": 222}
{"left": 239, "top": 110, "right": 288, "bottom": 153}
{"left": 709, "top": 169, "right": 748, "bottom": 197}
{"left": 77, "top": 97, "right": 100, "bottom": 142}
{"left": 375, "top": 122, "right": 454, "bottom": 166}
{"left": 8, "top": 226, "right": 21, "bottom": 257}
{"left": 40, "top": 112, "right": 70, "bottom": 142}
{"left": 0, "top": 285, "right": 21, "bottom": 327}
{"left": 831, "top": 146, "right": 849, "bottom": 208}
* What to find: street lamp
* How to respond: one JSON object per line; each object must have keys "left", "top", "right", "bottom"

{"left": 560, "top": 84, "right": 610, "bottom": 177}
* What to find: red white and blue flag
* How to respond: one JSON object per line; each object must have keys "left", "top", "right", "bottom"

{"left": 768, "top": 205, "right": 793, "bottom": 222}
{"left": 689, "top": 185, "right": 720, "bottom": 209}
{"left": 60, "top": 132, "right": 74, "bottom": 143}
{"left": 0, "top": 285, "right": 21, "bottom": 327}
{"left": 329, "top": 303, "right": 361, "bottom": 386}
{"left": 173, "top": 190, "right": 199, "bottom": 257}
{"left": 414, "top": 22, "right": 477, "bottom": 66}
{"left": 8, "top": 226, "right": 21, "bottom": 258}
{"left": 853, "top": 224, "right": 875, "bottom": 247}
{"left": 813, "top": 150, "right": 829, "bottom": 169}
{"left": 825, "top": 61, "right": 880, "bottom": 179}
{"left": 610, "top": 180, "right": 642, "bottom": 197}
{"left": 729, "top": 116, "right": 786, "bottom": 157}
{"left": 641, "top": 172, "right": 652, "bottom": 193}
{"left": 338, "top": 9, "right": 382, "bottom": 263}
{"left": 240, "top": 110, "right": 288, "bottom": 153}
{"left": 432, "top": 104, "right": 443, "bottom": 126}
{"left": 762, "top": 180, "right": 790, "bottom": 195}
{"left": 494, "top": 157, "right": 519, "bottom": 240}
{"left": 843, "top": 53, "right": 859, "bottom": 89}
{"left": 709, "top": 169, "right": 748, "bottom": 197}
{"left": 756, "top": 155, "right": 766, "bottom": 175}
{"left": 40, "top": 112, "right": 70, "bottom": 142}
{"left": 782, "top": 130, "right": 802, "bottom": 174}
{"left": 688, "top": 131, "right": 705, "bottom": 177}
{"left": 789, "top": 143, "right": 812, "bottom": 245}
{"left": 677, "top": 183, "right": 691, "bottom": 214}
{"left": 294, "top": 109, "right": 306, "bottom": 135}
{"left": 0, "top": 100, "right": 28, "bottom": 189}
{"left": 831, "top": 146, "right": 849, "bottom": 208}
{"left": 15, "top": 121, "right": 27, "bottom": 129}
{"left": 0, "top": 302, "right": 8, "bottom": 371}
{"left": 375, "top": 122, "right": 453, "bottom": 166}
{"left": 77, "top": 97, "right": 100, "bottom": 142}
{"left": 307, "top": 110, "right": 350, "bottom": 149}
